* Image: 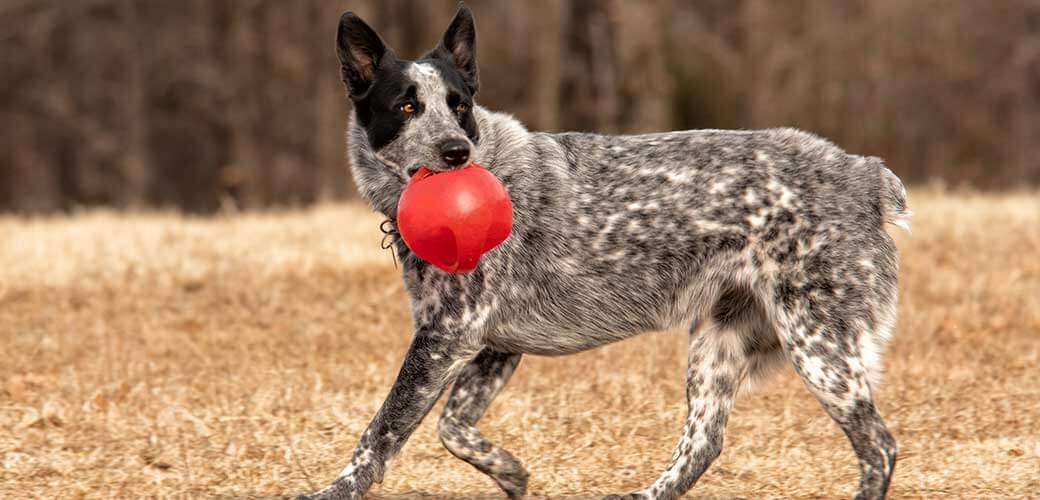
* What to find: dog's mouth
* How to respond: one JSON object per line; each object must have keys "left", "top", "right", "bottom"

{"left": 412, "top": 167, "right": 436, "bottom": 181}
{"left": 408, "top": 165, "right": 470, "bottom": 182}
{"left": 405, "top": 165, "right": 426, "bottom": 179}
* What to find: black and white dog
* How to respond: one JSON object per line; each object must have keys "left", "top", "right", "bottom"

{"left": 301, "top": 4, "right": 909, "bottom": 499}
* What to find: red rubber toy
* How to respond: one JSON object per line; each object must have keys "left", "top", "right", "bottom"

{"left": 396, "top": 164, "right": 513, "bottom": 273}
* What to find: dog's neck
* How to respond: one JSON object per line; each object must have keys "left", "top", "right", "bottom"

{"left": 471, "top": 107, "right": 533, "bottom": 177}
{"left": 348, "top": 106, "right": 543, "bottom": 221}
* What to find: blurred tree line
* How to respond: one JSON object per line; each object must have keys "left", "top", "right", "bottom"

{"left": 2, "top": 0, "right": 1038, "bottom": 213}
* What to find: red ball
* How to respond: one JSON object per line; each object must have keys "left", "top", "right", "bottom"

{"left": 397, "top": 164, "right": 513, "bottom": 273}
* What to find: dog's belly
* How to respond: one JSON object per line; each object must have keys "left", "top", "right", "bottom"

{"left": 485, "top": 281, "right": 682, "bottom": 356}
{"left": 482, "top": 249, "right": 715, "bottom": 356}
{"left": 486, "top": 319, "right": 650, "bottom": 356}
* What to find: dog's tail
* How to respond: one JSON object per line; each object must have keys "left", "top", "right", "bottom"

{"left": 872, "top": 157, "right": 912, "bottom": 232}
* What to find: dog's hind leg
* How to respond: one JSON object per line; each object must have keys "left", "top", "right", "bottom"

{"left": 438, "top": 349, "right": 528, "bottom": 498}
{"left": 606, "top": 316, "right": 757, "bottom": 500}
{"left": 775, "top": 305, "right": 897, "bottom": 499}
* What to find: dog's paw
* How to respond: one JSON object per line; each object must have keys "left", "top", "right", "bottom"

{"left": 296, "top": 477, "right": 362, "bottom": 500}
{"left": 602, "top": 492, "right": 650, "bottom": 500}
{"left": 494, "top": 460, "right": 530, "bottom": 499}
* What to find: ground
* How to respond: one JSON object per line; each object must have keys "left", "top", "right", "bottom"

{"left": 1, "top": 191, "right": 1037, "bottom": 499}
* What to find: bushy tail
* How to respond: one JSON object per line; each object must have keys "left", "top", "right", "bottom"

{"left": 874, "top": 158, "right": 912, "bottom": 232}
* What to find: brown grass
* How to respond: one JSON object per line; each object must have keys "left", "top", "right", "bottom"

{"left": 1, "top": 191, "right": 1038, "bottom": 499}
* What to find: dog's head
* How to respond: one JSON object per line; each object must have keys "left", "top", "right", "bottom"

{"left": 338, "top": 5, "right": 480, "bottom": 180}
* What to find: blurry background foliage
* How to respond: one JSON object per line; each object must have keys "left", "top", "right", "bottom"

{"left": 2, "top": 0, "right": 1038, "bottom": 213}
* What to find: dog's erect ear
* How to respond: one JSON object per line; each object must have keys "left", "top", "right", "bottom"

{"left": 428, "top": 4, "right": 479, "bottom": 95}
{"left": 337, "top": 12, "right": 388, "bottom": 98}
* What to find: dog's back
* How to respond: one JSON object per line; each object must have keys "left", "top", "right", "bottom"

{"left": 486, "top": 125, "right": 907, "bottom": 373}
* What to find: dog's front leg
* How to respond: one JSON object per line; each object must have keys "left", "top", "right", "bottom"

{"left": 298, "top": 328, "right": 480, "bottom": 500}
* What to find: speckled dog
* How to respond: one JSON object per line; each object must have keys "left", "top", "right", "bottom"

{"left": 300, "top": 5, "right": 910, "bottom": 500}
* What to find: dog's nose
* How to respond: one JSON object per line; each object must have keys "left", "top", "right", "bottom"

{"left": 439, "top": 139, "right": 470, "bottom": 167}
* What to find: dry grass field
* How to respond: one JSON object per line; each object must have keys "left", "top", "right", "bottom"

{"left": 1, "top": 191, "right": 1038, "bottom": 499}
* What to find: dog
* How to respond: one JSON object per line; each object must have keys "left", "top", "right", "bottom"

{"left": 300, "top": 4, "right": 910, "bottom": 499}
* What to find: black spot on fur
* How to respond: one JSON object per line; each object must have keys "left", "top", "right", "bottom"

{"left": 712, "top": 282, "right": 759, "bottom": 326}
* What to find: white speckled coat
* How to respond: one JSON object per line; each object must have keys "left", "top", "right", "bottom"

{"left": 301, "top": 5, "right": 910, "bottom": 500}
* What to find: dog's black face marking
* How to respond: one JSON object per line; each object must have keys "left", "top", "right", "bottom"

{"left": 337, "top": 5, "right": 480, "bottom": 175}
{"left": 352, "top": 60, "right": 418, "bottom": 150}
{"left": 338, "top": 11, "right": 415, "bottom": 151}
{"left": 347, "top": 56, "right": 478, "bottom": 153}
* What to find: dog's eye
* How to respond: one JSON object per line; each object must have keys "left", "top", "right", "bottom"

{"left": 400, "top": 103, "right": 416, "bottom": 114}
{"left": 455, "top": 103, "right": 468, "bottom": 114}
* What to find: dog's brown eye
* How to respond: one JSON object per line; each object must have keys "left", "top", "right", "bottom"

{"left": 455, "top": 103, "right": 468, "bottom": 114}
{"left": 400, "top": 103, "right": 416, "bottom": 114}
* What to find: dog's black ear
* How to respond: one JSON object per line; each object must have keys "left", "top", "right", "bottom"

{"left": 337, "top": 12, "right": 388, "bottom": 98}
{"left": 428, "top": 4, "right": 479, "bottom": 95}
